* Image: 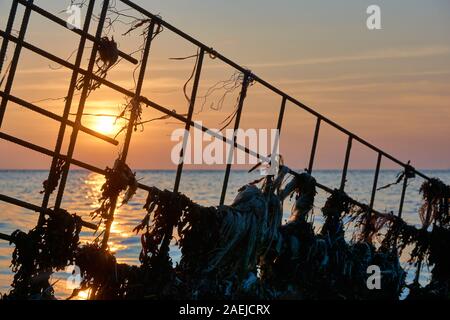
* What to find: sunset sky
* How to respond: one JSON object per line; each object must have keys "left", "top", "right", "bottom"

{"left": 0, "top": 0, "right": 449, "bottom": 171}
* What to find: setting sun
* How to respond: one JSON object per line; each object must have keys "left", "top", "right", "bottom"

{"left": 94, "top": 116, "right": 117, "bottom": 135}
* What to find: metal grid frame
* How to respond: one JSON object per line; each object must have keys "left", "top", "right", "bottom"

{"left": 0, "top": 0, "right": 434, "bottom": 280}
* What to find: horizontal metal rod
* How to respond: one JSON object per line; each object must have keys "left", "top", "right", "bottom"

{"left": 0, "top": 131, "right": 152, "bottom": 191}
{"left": 0, "top": 131, "right": 104, "bottom": 174}
{"left": 119, "top": 0, "right": 430, "bottom": 181}
{"left": 0, "top": 91, "right": 118, "bottom": 145}
{"left": 16, "top": 0, "right": 138, "bottom": 65}
{"left": 0, "top": 193, "right": 97, "bottom": 230}
{"left": 0, "top": 232, "right": 13, "bottom": 242}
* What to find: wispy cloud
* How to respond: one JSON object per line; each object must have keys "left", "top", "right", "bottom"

{"left": 247, "top": 46, "right": 450, "bottom": 69}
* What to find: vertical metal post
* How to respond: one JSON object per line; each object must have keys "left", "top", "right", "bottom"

{"left": 398, "top": 170, "right": 408, "bottom": 218}
{"left": 269, "top": 96, "right": 286, "bottom": 168}
{"left": 276, "top": 96, "right": 286, "bottom": 133}
{"left": 369, "top": 153, "right": 382, "bottom": 210}
{"left": 219, "top": 73, "right": 250, "bottom": 206}
{"left": 0, "top": 0, "right": 33, "bottom": 127}
{"left": 39, "top": 0, "right": 96, "bottom": 224}
{"left": 0, "top": 0, "right": 19, "bottom": 74}
{"left": 340, "top": 136, "right": 352, "bottom": 191}
{"left": 365, "top": 152, "right": 382, "bottom": 238}
{"left": 308, "top": 117, "right": 321, "bottom": 174}
{"left": 173, "top": 48, "right": 204, "bottom": 193}
{"left": 414, "top": 201, "right": 432, "bottom": 285}
{"left": 101, "top": 21, "right": 156, "bottom": 249}
{"left": 53, "top": 0, "right": 111, "bottom": 210}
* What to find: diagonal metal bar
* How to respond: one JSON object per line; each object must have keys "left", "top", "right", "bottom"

{"left": 173, "top": 48, "right": 204, "bottom": 193}
{"left": 0, "top": 131, "right": 153, "bottom": 192}
{"left": 0, "top": 233, "right": 13, "bottom": 242}
{"left": 340, "top": 136, "right": 353, "bottom": 191}
{"left": 39, "top": 0, "right": 96, "bottom": 224}
{"left": 0, "top": 0, "right": 33, "bottom": 127}
{"left": 0, "top": 193, "right": 97, "bottom": 231}
{"left": 101, "top": 21, "right": 156, "bottom": 250}
{"left": 53, "top": 0, "right": 111, "bottom": 210}
{"left": 0, "top": 91, "right": 118, "bottom": 145}
{"left": 0, "top": 0, "right": 18, "bottom": 74}
{"left": 219, "top": 73, "right": 250, "bottom": 206}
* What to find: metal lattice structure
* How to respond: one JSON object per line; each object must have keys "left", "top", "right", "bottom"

{"left": 0, "top": 0, "right": 436, "bottom": 283}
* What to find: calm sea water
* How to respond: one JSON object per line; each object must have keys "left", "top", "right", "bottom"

{"left": 1, "top": 169, "right": 449, "bottom": 299}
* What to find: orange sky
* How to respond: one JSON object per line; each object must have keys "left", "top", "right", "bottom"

{"left": 0, "top": 0, "right": 449, "bottom": 171}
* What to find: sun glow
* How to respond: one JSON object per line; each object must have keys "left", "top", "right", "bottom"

{"left": 94, "top": 116, "right": 117, "bottom": 135}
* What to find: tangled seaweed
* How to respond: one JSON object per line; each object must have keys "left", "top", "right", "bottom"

{"left": 40, "top": 158, "right": 66, "bottom": 195}
{"left": 419, "top": 178, "right": 450, "bottom": 227}
{"left": 92, "top": 159, "right": 137, "bottom": 224}
{"left": 76, "top": 36, "right": 119, "bottom": 94}
{"left": 4, "top": 210, "right": 82, "bottom": 300}
{"left": 4, "top": 164, "right": 448, "bottom": 300}
{"left": 268, "top": 188, "right": 405, "bottom": 300}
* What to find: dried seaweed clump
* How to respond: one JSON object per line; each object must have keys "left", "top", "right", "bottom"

{"left": 419, "top": 178, "right": 449, "bottom": 227}
{"left": 267, "top": 189, "right": 405, "bottom": 300}
{"left": 134, "top": 168, "right": 289, "bottom": 299}
{"left": 40, "top": 158, "right": 66, "bottom": 195}
{"left": 3, "top": 210, "right": 82, "bottom": 300}
{"left": 92, "top": 159, "right": 138, "bottom": 224}
{"left": 76, "top": 36, "right": 119, "bottom": 94}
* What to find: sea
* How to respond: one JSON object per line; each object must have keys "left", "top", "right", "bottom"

{"left": 1, "top": 169, "right": 449, "bottom": 299}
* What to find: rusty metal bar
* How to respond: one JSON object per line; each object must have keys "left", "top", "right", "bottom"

{"left": 173, "top": 48, "right": 204, "bottom": 193}
{"left": 269, "top": 96, "right": 287, "bottom": 166}
{"left": 0, "top": 0, "right": 18, "bottom": 74}
{"left": 118, "top": 0, "right": 430, "bottom": 182}
{"left": 101, "top": 21, "right": 156, "bottom": 250}
{"left": 219, "top": 73, "right": 250, "bottom": 206}
{"left": 0, "top": 91, "right": 118, "bottom": 145}
{"left": 54, "top": 0, "right": 111, "bottom": 211}
{"left": 398, "top": 174, "right": 408, "bottom": 218}
{"left": 276, "top": 96, "right": 287, "bottom": 133}
{"left": 0, "top": 193, "right": 97, "bottom": 230}
{"left": 0, "top": 132, "right": 104, "bottom": 173}
{"left": 340, "top": 136, "right": 353, "bottom": 191}
{"left": 369, "top": 153, "right": 382, "bottom": 210}
{"left": 365, "top": 152, "right": 382, "bottom": 239}
{"left": 308, "top": 117, "right": 321, "bottom": 174}
{"left": 39, "top": 0, "right": 97, "bottom": 223}
{"left": 0, "top": 232, "right": 13, "bottom": 242}
{"left": 16, "top": 0, "right": 138, "bottom": 65}
{"left": 0, "top": 131, "right": 157, "bottom": 194}
{"left": 0, "top": 0, "right": 33, "bottom": 127}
